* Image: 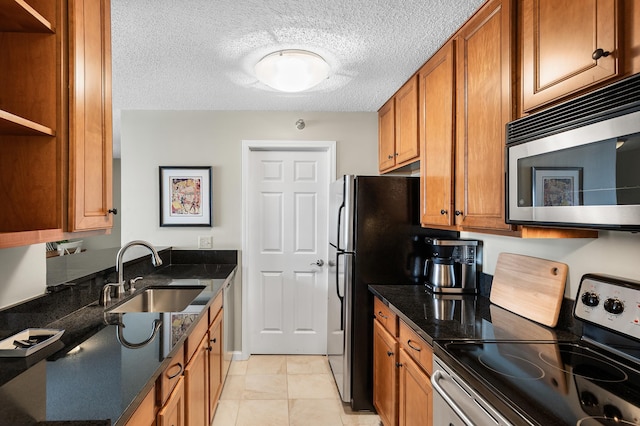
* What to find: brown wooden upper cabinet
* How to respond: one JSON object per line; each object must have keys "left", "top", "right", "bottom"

{"left": 0, "top": 0, "right": 114, "bottom": 249}
{"left": 521, "top": 0, "right": 620, "bottom": 113}
{"left": 378, "top": 76, "right": 420, "bottom": 173}
{"left": 420, "top": 0, "right": 513, "bottom": 232}
{"left": 68, "top": 0, "right": 114, "bottom": 232}
{"left": 419, "top": 41, "right": 456, "bottom": 228}
{"left": 454, "top": 0, "right": 513, "bottom": 231}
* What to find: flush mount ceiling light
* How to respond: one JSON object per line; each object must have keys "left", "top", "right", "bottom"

{"left": 255, "top": 50, "right": 330, "bottom": 93}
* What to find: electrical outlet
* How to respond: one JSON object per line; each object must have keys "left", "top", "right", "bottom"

{"left": 198, "top": 235, "right": 213, "bottom": 249}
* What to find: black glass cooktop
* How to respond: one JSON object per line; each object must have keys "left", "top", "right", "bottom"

{"left": 442, "top": 341, "right": 640, "bottom": 425}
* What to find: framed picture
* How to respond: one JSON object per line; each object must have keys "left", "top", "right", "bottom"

{"left": 159, "top": 166, "right": 212, "bottom": 226}
{"left": 532, "top": 167, "right": 583, "bottom": 207}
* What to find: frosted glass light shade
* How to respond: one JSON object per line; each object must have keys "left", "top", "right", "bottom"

{"left": 255, "top": 50, "right": 329, "bottom": 92}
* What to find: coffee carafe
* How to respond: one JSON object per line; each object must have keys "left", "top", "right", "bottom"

{"left": 428, "top": 257, "right": 455, "bottom": 287}
{"left": 424, "top": 238, "right": 481, "bottom": 293}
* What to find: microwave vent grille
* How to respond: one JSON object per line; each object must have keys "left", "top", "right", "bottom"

{"left": 507, "top": 73, "right": 640, "bottom": 144}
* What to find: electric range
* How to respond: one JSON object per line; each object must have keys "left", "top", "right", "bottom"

{"left": 433, "top": 274, "right": 640, "bottom": 426}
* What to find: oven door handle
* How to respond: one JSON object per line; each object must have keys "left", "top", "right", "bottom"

{"left": 431, "top": 370, "right": 476, "bottom": 426}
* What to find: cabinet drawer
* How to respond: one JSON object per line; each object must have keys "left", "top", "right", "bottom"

{"left": 374, "top": 297, "right": 397, "bottom": 336}
{"left": 209, "top": 291, "right": 223, "bottom": 325}
{"left": 185, "top": 314, "right": 208, "bottom": 363}
{"left": 398, "top": 320, "right": 432, "bottom": 375}
{"left": 158, "top": 344, "right": 185, "bottom": 406}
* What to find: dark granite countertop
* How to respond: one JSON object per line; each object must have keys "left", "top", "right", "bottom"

{"left": 0, "top": 249, "right": 237, "bottom": 426}
{"left": 368, "top": 284, "right": 579, "bottom": 345}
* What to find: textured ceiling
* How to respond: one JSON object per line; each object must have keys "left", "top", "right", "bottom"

{"left": 110, "top": 0, "right": 485, "bottom": 156}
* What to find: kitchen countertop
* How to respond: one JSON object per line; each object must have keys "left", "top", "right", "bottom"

{"left": 0, "top": 254, "right": 236, "bottom": 425}
{"left": 368, "top": 284, "right": 578, "bottom": 345}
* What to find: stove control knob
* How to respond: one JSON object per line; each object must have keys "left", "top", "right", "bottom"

{"left": 581, "top": 292, "right": 600, "bottom": 307}
{"left": 604, "top": 298, "right": 624, "bottom": 315}
{"left": 603, "top": 404, "right": 623, "bottom": 422}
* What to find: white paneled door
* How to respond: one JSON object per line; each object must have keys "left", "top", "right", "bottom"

{"left": 246, "top": 144, "right": 332, "bottom": 354}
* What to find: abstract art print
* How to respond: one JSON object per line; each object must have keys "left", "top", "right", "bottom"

{"left": 159, "top": 166, "right": 212, "bottom": 226}
{"left": 532, "top": 167, "right": 583, "bottom": 207}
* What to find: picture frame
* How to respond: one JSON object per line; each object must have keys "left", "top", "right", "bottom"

{"left": 159, "top": 166, "right": 212, "bottom": 227}
{"left": 532, "top": 167, "right": 583, "bottom": 207}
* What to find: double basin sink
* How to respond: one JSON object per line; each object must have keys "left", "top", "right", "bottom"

{"left": 107, "top": 285, "right": 205, "bottom": 313}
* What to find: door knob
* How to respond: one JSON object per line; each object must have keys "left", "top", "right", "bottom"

{"left": 311, "top": 259, "right": 325, "bottom": 267}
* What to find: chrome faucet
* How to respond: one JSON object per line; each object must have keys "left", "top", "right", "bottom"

{"left": 101, "top": 240, "right": 163, "bottom": 305}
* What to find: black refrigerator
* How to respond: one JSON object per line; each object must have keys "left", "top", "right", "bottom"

{"left": 327, "top": 175, "right": 457, "bottom": 411}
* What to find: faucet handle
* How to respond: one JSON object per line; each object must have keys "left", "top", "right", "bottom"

{"left": 129, "top": 276, "right": 143, "bottom": 293}
{"left": 101, "top": 283, "right": 120, "bottom": 306}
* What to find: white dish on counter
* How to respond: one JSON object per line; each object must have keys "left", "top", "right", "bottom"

{"left": 0, "top": 328, "right": 65, "bottom": 357}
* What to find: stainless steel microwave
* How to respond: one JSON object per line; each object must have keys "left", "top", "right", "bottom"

{"left": 506, "top": 73, "right": 640, "bottom": 231}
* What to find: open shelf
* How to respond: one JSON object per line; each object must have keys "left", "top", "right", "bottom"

{"left": 0, "top": 0, "right": 54, "bottom": 33}
{"left": 0, "top": 110, "right": 55, "bottom": 136}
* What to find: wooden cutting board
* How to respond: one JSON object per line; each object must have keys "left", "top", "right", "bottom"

{"left": 490, "top": 253, "right": 568, "bottom": 327}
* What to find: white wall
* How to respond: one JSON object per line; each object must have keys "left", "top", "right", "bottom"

{"left": 464, "top": 230, "right": 640, "bottom": 299}
{"left": 0, "top": 244, "right": 46, "bottom": 309}
{"left": 120, "top": 110, "right": 379, "bottom": 248}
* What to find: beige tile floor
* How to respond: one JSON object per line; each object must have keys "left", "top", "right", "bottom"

{"left": 212, "top": 355, "right": 382, "bottom": 426}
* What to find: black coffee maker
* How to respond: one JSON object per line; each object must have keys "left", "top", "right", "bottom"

{"left": 406, "top": 235, "right": 429, "bottom": 281}
{"left": 423, "top": 238, "right": 481, "bottom": 293}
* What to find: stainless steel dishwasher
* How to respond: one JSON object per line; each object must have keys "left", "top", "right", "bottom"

{"left": 432, "top": 356, "right": 513, "bottom": 426}
{"left": 222, "top": 268, "right": 236, "bottom": 378}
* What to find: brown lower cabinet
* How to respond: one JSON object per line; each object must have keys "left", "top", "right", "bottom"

{"left": 398, "top": 350, "right": 432, "bottom": 426}
{"left": 373, "top": 319, "right": 398, "bottom": 426}
{"left": 125, "top": 384, "right": 157, "bottom": 426}
{"left": 158, "top": 376, "right": 185, "bottom": 426}
{"left": 373, "top": 298, "right": 433, "bottom": 426}
{"left": 124, "top": 291, "right": 225, "bottom": 426}
{"left": 185, "top": 332, "right": 209, "bottom": 426}
{"left": 208, "top": 310, "right": 223, "bottom": 424}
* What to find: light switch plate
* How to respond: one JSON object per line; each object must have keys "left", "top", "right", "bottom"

{"left": 198, "top": 235, "right": 212, "bottom": 249}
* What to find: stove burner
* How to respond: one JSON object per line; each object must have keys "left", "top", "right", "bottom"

{"left": 539, "top": 349, "right": 628, "bottom": 383}
{"left": 577, "top": 416, "right": 638, "bottom": 426}
{"left": 478, "top": 353, "right": 545, "bottom": 380}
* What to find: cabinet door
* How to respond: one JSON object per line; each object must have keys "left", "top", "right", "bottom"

{"left": 398, "top": 350, "right": 432, "bottom": 426}
{"left": 373, "top": 319, "right": 398, "bottom": 426}
{"left": 184, "top": 335, "right": 208, "bottom": 426}
{"left": 522, "top": 0, "right": 619, "bottom": 112}
{"left": 378, "top": 98, "right": 396, "bottom": 172}
{"left": 208, "top": 312, "right": 223, "bottom": 424}
{"left": 455, "top": 0, "right": 513, "bottom": 231}
{"left": 68, "top": 0, "right": 113, "bottom": 231}
{"left": 394, "top": 76, "right": 419, "bottom": 165}
{"left": 158, "top": 376, "right": 185, "bottom": 426}
{"left": 419, "top": 40, "right": 456, "bottom": 227}
{"left": 125, "top": 384, "right": 156, "bottom": 426}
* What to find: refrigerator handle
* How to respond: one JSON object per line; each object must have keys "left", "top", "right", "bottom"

{"left": 336, "top": 251, "right": 345, "bottom": 331}
{"left": 336, "top": 201, "right": 345, "bottom": 251}
{"left": 335, "top": 252, "right": 344, "bottom": 302}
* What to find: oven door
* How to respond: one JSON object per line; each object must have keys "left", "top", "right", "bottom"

{"left": 432, "top": 356, "right": 513, "bottom": 426}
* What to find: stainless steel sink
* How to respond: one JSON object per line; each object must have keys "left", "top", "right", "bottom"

{"left": 107, "top": 285, "right": 205, "bottom": 313}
